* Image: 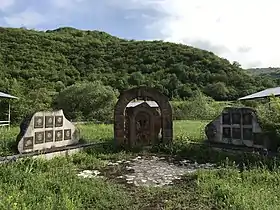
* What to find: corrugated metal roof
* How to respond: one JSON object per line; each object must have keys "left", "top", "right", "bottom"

{"left": 126, "top": 100, "right": 159, "bottom": 108}
{"left": 238, "top": 87, "right": 280, "bottom": 100}
{"left": 0, "top": 92, "right": 18, "bottom": 99}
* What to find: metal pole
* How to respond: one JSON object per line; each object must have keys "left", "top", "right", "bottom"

{"left": 8, "top": 102, "right": 10, "bottom": 130}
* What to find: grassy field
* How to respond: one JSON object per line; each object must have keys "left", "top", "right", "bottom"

{"left": 0, "top": 120, "right": 280, "bottom": 209}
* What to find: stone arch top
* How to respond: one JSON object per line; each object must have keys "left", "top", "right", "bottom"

{"left": 114, "top": 86, "right": 173, "bottom": 146}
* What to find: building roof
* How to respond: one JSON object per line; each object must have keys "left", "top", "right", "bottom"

{"left": 0, "top": 92, "right": 18, "bottom": 99}
{"left": 238, "top": 87, "right": 280, "bottom": 100}
{"left": 126, "top": 100, "right": 159, "bottom": 108}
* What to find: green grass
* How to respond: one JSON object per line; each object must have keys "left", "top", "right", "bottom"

{"left": 1, "top": 121, "right": 280, "bottom": 209}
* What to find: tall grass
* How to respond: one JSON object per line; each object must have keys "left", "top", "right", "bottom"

{"left": 1, "top": 118, "right": 280, "bottom": 209}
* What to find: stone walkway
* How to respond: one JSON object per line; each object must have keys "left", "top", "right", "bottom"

{"left": 77, "top": 155, "right": 215, "bottom": 187}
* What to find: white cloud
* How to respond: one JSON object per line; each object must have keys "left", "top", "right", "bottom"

{"left": 117, "top": 0, "right": 280, "bottom": 68}
{"left": 0, "top": 0, "right": 15, "bottom": 11}
{"left": 4, "top": 9, "right": 47, "bottom": 28}
{"left": 49, "top": 0, "right": 86, "bottom": 9}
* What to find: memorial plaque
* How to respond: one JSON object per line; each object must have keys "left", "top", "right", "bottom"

{"left": 232, "top": 128, "right": 241, "bottom": 139}
{"left": 55, "top": 130, "right": 63, "bottom": 141}
{"left": 243, "top": 113, "right": 253, "bottom": 125}
{"left": 34, "top": 116, "right": 43, "bottom": 128}
{"left": 45, "top": 116, "right": 54, "bottom": 128}
{"left": 232, "top": 112, "right": 241, "bottom": 124}
{"left": 222, "top": 127, "right": 231, "bottom": 138}
{"left": 23, "top": 137, "right": 33, "bottom": 150}
{"left": 222, "top": 113, "right": 231, "bottom": 125}
{"left": 64, "top": 129, "right": 71, "bottom": 140}
{"left": 16, "top": 109, "right": 81, "bottom": 154}
{"left": 55, "top": 116, "right": 63, "bottom": 127}
{"left": 243, "top": 128, "right": 253, "bottom": 141}
{"left": 35, "top": 132, "right": 44, "bottom": 144}
{"left": 45, "top": 130, "right": 54, "bottom": 142}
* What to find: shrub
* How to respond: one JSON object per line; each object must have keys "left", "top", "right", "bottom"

{"left": 172, "top": 92, "right": 227, "bottom": 120}
{"left": 53, "top": 81, "right": 118, "bottom": 123}
{"left": 256, "top": 95, "right": 280, "bottom": 149}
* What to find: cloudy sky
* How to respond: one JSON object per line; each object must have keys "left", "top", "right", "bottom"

{"left": 0, "top": 0, "right": 279, "bottom": 68}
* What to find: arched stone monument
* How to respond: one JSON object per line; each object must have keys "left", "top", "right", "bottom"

{"left": 114, "top": 86, "right": 173, "bottom": 148}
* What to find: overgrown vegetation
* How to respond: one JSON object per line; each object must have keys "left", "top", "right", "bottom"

{"left": 1, "top": 120, "right": 280, "bottom": 209}
{"left": 0, "top": 27, "right": 278, "bottom": 123}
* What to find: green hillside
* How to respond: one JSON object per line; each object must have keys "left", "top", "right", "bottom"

{"left": 247, "top": 67, "right": 280, "bottom": 80}
{"left": 0, "top": 27, "right": 277, "bottom": 122}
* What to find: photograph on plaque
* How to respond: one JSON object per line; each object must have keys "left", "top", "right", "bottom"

{"left": 55, "top": 116, "right": 63, "bottom": 127}
{"left": 34, "top": 116, "right": 44, "bottom": 128}
{"left": 23, "top": 137, "right": 34, "bottom": 150}
{"left": 232, "top": 112, "right": 241, "bottom": 125}
{"left": 35, "top": 132, "right": 44, "bottom": 144}
{"left": 45, "top": 116, "right": 54, "bottom": 128}
{"left": 45, "top": 130, "right": 54, "bottom": 142}
{"left": 243, "top": 128, "right": 253, "bottom": 141}
{"left": 222, "top": 113, "right": 231, "bottom": 125}
{"left": 242, "top": 113, "right": 253, "bottom": 125}
{"left": 222, "top": 127, "right": 231, "bottom": 138}
{"left": 55, "top": 130, "right": 63, "bottom": 141}
{"left": 64, "top": 129, "right": 71, "bottom": 140}
{"left": 232, "top": 128, "right": 241, "bottom": 139}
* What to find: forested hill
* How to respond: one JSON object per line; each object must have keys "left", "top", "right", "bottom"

{"left": 247, "top": 67, "right": 280, "bottom": 79}
{"left": 0, "top": 27, "right": 277, "bottom": 121}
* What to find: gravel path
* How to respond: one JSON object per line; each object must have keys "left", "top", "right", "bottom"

{"left": 77, "top": 155, "right": 215, "bottom": 187}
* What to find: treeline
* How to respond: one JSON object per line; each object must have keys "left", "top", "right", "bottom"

{"left": 0, "top": 27, "right": 278, "bottom": 123}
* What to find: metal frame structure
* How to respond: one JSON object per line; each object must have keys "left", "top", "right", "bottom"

{"left": 0, "top": 92, "right": 18, "bottom": 129}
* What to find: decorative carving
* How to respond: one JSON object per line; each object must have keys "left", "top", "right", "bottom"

{"left": 114, "top": 87, "right": 173, "bottom": 148}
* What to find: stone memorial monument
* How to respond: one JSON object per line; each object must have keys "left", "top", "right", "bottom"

{"left": 205, "top": 107, "right": 273, "bottom": 150}
{"left": 16, "top": 109, "right": 80, "bottom": 154}
{"left": 114, "top": 86, "right": 173, "bottom": 148}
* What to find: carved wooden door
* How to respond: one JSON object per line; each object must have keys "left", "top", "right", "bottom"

{"left": 134, "top": 111, "right": 152, "bottom": 147}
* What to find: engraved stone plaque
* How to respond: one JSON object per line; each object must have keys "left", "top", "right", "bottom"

{"left": 222, "top": 127, "right": 231, "bottom": 138}
{"left": 55, "top": 130, "right": 63, "bottom": 141}
{"left": 34, "top": 116, "right": 43, "bottom": 128}
{"left": 45, "top": 116, "right": 54, "bottom": 128}
{"left": 232, "top": 128, "right": 241, "bottom": 139}
{"left": 232, "top": 112, "right": 241, "bottom": 125}
{"left": 23, "top": 137, "right": 33, "bottom": 150}
{"left": 55, "top": 116, "right": 63, "bottom": 127}
{"left": 64, "top": 129, "right": 71, "bottom": 140}
{"left": 45, "top": 130, "right": 54, "bottom": 142}
{"left": 222, "top": 113, "right": 230, "bottom": 125}
{"left": 35, "top": 132, "right": 44, "bottom": 144}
